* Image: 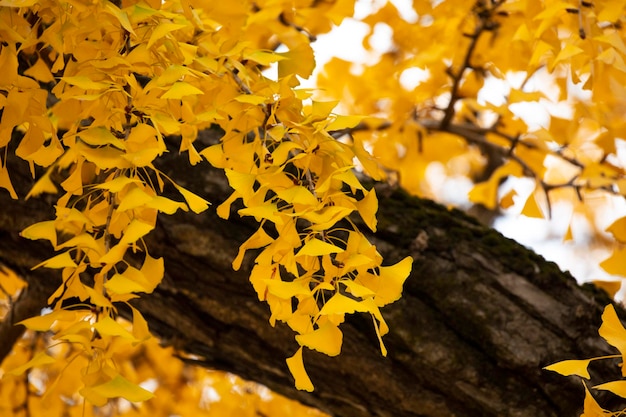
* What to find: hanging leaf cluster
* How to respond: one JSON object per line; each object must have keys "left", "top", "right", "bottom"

{"left": 545, "top": 305, "right": 626, "bottom": 416}
{"left": 0, "top": 0, "right": 412, "bottom": 408}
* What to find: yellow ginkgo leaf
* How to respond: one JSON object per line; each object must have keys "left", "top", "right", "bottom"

{"left": 373, "top": 256, "right": 412, "bottom": 306}
{"left": 234, "top": 94, "right": 267, "bottom": 105}
{"left": 563, "top": 224, "right": 573, "bottom": 242}
{"left": 24, "top": 58, "right": 54, "bottom": 83}
{"left": 60, "top": 161, "right": 84, "bottom": 195}
{"left": 233, "top": 226, "right": 274, "bottom": 270}
{"left": 606, "top": 217, "right": 626, "bottom": 243}
{"left": 543, "top": 359, "right": 592, "bottom": 379}
{"left": 200, "top": 144, "right": 225, "bottom": 168}
{"left": 120, "top": 219, "right": 155, "bottom": 245}
{"left": 130, "top": 305, "right": 151, "bottom": 343}
{"left": 469, "top": 161, "right": 522, "bottom": 209}
{"left": 94, "top": 176, "right": 139, "bottom": 193}
{"left": 339, "top": 252, "right": 377, "bottom": 272}
{"left": 326, "top": 114, "right": 365, "bottom": 131}
{"left": 243, "top": 50, "right": 285, "bottom": 66}
{"left": 148, "top": 196, "right": 185, "bottom": 214}
{"left": 110, "top": 265, "right": 146, "bottom": 292}
{"left": 521, "top": 191, "right": 544, "bottom": 219}
{"left": 104, "top": 1, "right": 136, "bottom": 36}
{"left": 353, "top": 134, "right": 384, "bottom": 181}
{"left": 18, "top": 309, "right": 76, "bottom": 331}
{"left": 98, "top": 242, "right": 128, "bottom": 265}
{"left": 295, "top": 322, "right": 343, "bottom": 356}
{"left": 80, "top": 386, "right": 108, "bottom": 407}
{"left": 105, "top": 272, "right": 148, "bottom": 294}
{"left": 594, "top": 381, "right": 626, "bottom": 398}
{"left": 85, "top": 286, "right": 113, "bottom": 308}
{"left": 319, "top": 293, "right": 368, "bottom": 315}
{"left": 124, "top": 147, "right": 164, "bottom": 167}
{"left": 271, "top": 141, "right": 302, "bottom": 165}
{"left": 140, "top": 254, "right": 164, "bottom": 292}
{"left": 0, "top": 0, "right": 39, "bottom": 6}
{"left": 225, "top": 169, "right": 256, "bottom": 200}
{"left": 26, "top": 171, "right": 58, "bottom": 199}
{"left": 21, "top": 220, "right": 57, "bottom": 246}
{"left": 33, "top": 251, "right": 77, "bottom": 269}
{"left": 147, "top": 22, "right": 187, "bottom": 48}
{"left": 93, "top": 316, "right": 135, "bottom": 340}
{"left": 550, "top": 44, "right": 585, "bottom": 72}
{"left": 79, "top": 126, "right": 126, "bottom": 150}
{"left": 592, "top": 280, "right": 622, "bottom": 299}
{"left": 357, "top": 188, "right": 378, "bottom": 232}
{"left": 265, "top": 279, "right": 312, "bottom": 299}
{"left": 0, "top": 266, "right": 25, "bottom": 296}
{"left": 298, "top": 238, "right": 344, "bottom": 257}
{"left": 249, "top": 264, "right": 277, "bottom": 301}
{"left": 61, "top": 76, "right": 111, "bottom": 90}
{"left": 581, "top": 383, "right": 608, "bottom": 417}
{"left": 161, "top": 81, "right": 204, "bottom": 100}
{"left": 342, "top": 280, "right": 376, "bottom": 298}
{"left": 77, "top": 142, "right": 131, "bottom": 170}
{"left": 309, "top": 100, "right": 338, "bottom": 121}
{"left": 276, "top": 186, "right": 319, "bottom": 207}
{"left": 468, "top": 181, "right": 498, "bottom": 209}
{"left": 278, "top": 43, "right": 315, "bottom": 80}
{"left": 599, "top": 304, "right": 626, "bottom": 367}
{"left": 151, "top": 65, "right": 192, "bottom": 87}
{"left": 217, "top": 191, "right": 240, "bottom": 220}
{"left": 286, "top": 347, "right": 314, "bottom": 392}
{"left": 500, "top": 188, "right": 516, "bottom": 209}
{"left": 117, "top": 186, "right": 153, "bottom": 212}
{"left": 151, "top": 111, "right": 181, "bottom": 135}
{"left": 56, "top": 234, "right": 101, "bottom": 254}
{"left": 239, "top": 203, "right": 283, "bottom": 225}
{"left": 6, "top": 351, "right": 56, "bottom": 376}
{"left": 85, "top": 375, "right": 154, "bottom": 402}
{"left": 173, "top": 183, "right": 210, "bottom": 214}
{"left": 600, "top": 247, "right": 626, "bottom": 276}
{"left": 98, "top": 221, "right": 155, "bottom": 265}
{"left": 303, "top": 206, "right": 354, "bottom": 231}
{"left": 597, "top": 0, "right": 626, "bottom": 22}
{"left": 0, "top": 161, "right": 17, "bottom": 199}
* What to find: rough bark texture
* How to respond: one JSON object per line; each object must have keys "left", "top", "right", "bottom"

{"left": 0, "top": 135, "right": 624, "bottom": 417}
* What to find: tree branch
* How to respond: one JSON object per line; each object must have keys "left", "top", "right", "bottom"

{"left": 0, "top": 140, "right": 622, "bottom": 416}
{"left": 440, "top": 1, "right": 501, "bottom": 128}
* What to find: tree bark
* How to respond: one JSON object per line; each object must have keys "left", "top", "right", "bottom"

{"left": 0, "top": 134, "right": 623, "bottom": 417}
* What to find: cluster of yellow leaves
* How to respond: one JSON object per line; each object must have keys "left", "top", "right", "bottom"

{"left": 204, "top": 68, "right": 413, "bottom": 392}
{"left": 317, "top": 0, "right": 626, "bottom": 229}
{"left": 0, "top": 0, "right": 414, "bottom": 408}
{"left": 0, "top": 271, "right": 326, "bottom": 417}
{"left": 545, "top": 304, "right": 626, "bottom": 416}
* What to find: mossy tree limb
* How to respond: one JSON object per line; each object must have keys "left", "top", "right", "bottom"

{"left": 0, "top": 133, "right": 622, "bottom": 417}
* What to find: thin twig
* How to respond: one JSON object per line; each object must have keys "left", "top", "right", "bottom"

{"left": 440, "top": 22, "right": 486, "bottom": 128}
{"left": 328, "top": 121, "right": 392, "bottom": 139}
{"left": 0, "top": 279, "right": 13, "bottom": 304}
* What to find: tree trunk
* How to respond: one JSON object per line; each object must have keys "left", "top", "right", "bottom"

{"left": 0, "top": 133, "right": 623, "bottom": 417}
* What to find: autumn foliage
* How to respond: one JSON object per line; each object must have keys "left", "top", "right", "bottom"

{"left": 2, "top": 0, "right": 626, "bottom": 415}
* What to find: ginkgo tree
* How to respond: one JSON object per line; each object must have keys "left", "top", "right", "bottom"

{"left": 2, "top": 0, "right": 626, "bottom": 416}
